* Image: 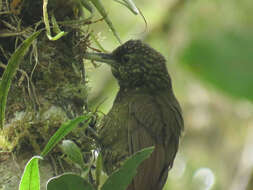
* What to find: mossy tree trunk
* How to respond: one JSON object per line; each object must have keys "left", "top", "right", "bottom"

{"left": 0, "top": 0, "right": 92, "bottom": 189}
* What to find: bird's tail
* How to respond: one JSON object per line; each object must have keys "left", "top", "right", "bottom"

{"left": 126, "top": 144, "right": 168, "bottom": 190}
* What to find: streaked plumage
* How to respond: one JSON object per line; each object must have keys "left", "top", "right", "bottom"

{"left": 84, "top": 40, "right": 184, "bottom": 190}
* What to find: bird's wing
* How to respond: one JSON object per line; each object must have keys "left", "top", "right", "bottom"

{"left": 127, "top": 92, "right": 183, "bottom": 190}
{"left": 99, "top": 100, "right": 130, "bottom": 174}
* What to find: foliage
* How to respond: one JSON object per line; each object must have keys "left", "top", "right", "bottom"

{"left": 101, "top": 147, "right": 154, "bottom": 190}
{"left": 47, "top": 174, "right": 95, "bottom": 190}
{"left": 60, "top": 140, "right": 86, "bottom": 169}
{"left": 19, "top": 115, "right": 154, "bottom": 190}
{"left": 180, "top": 30, "right": 253, "bottom": 101}
{"left": 41, "top": 115, "right": 91, "bottom": 157}
{"left": 19, "top": 156, "right": 42, "bottom": 190}
{"left": 3, "top": 0, "right": 253, "bottom": 189}
{"left": 19, "top": 115, "right": 90, "bottom": 190}
{"left": 0, "top": 31, "right": 42, "bottom": 128}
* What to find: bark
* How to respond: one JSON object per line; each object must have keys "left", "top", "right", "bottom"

{"left": 0, "top": 0, "right": 92, "bottom": 189}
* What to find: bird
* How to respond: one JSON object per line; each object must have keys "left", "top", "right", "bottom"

{"left": 84, "top": 40, "right": 184, "bottom": 190}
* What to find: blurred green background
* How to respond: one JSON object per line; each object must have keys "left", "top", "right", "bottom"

{"left": 86, "top": 0, "right": 253, "bottom": 189}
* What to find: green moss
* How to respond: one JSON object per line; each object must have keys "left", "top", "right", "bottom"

{"left": 1, "top": 106, "right": 67, "bottom": 153}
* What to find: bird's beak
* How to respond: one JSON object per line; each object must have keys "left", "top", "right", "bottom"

{"left": 83, "top": 52, "right": 117, "bottom": 65}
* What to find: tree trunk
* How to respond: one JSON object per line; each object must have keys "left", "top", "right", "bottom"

{"left": 0, "top": 0, "right": 91, "bottom": 189}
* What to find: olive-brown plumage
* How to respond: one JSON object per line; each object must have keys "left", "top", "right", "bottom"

{"left": 84, "top": 40, "right": 183, "bottom": 190}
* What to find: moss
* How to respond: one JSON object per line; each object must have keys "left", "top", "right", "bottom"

{"left": 0, "top": 0, "right": 92, "bottom": 153}
{"left": 1, "top": 106, "right": 66, "bottom": 153}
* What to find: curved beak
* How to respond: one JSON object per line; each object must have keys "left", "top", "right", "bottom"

{"left": 83, "top": 52, "right": 117, "bottom": 65}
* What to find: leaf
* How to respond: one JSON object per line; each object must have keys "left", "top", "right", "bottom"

{"left": 122, "top": 0, "right": 139, "bottom": 14}
{"left": 114, "top": 0, "right": 139, "bottom": 15}
{"left": 180, "top": 31, "right": 253, "bottom": 101}
{"left": 0, "top": 30, "right": 41, "bottom": 128}
{"left": 101, "top": 146, "right": 154, "bottom": 190}
{"left": 47, "top": 173, "right": 95, "bottom": 190}
{"left": 41, "top": 114, "right": 91, "bottom": 157}
{"left": 80, "top": 0, "right": 94, "bottom": 20}
{"left": 19, "top": 156, "right": 43, "bottom": 190}
{"left": 81, "top": 158, "right": 94, "bottom": 178}
{"left": 61, "top": 140, "right": 85, "bottom": 168}
{"left": 90, "top": 0, "right": 122, "bottom": 44}
{"left": 95, "top": 152, "right": 103, "bottom": 187}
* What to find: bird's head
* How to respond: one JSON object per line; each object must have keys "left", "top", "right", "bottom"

{"left": 84, "top": 40, "right": 172, "bottom": 90}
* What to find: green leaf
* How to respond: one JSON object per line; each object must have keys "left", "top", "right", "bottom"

{"left": 61, "top": 140, "right": 85, "bottom": 168}
{"left": 95, "top": 152, "right": 103, "bottom": 187}
{"left": 101, "top": 146, "right": 154, "bottom": 190}
{"left": 0, "top": 30, "right": 41, "bottom": 128}
{"left": 47, "top": 173, "right": 95, "bottom": 190}
{"left": 19, "top": 156, "right": 43, "bottom": 190}
{"left": 180, "top": 31, "right": 253, "bottom": 101}
{"left": 90, "top": 0, "right": 122, "bottom": 44}
{"left": 41, "top": 114, "right": 91, "bottom": 157}
{"left": 114, "top": 0, "right": 139, "bottom": 15}
{"left": 80, "top": 0, "right": 94, "bottom": 20}
{"left": 81, "top": 159, "right": 93, "bottom": 178}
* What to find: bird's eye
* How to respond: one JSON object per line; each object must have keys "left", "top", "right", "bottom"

{"left": 121, "top": 55, "right": 130, "bottom": 63}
